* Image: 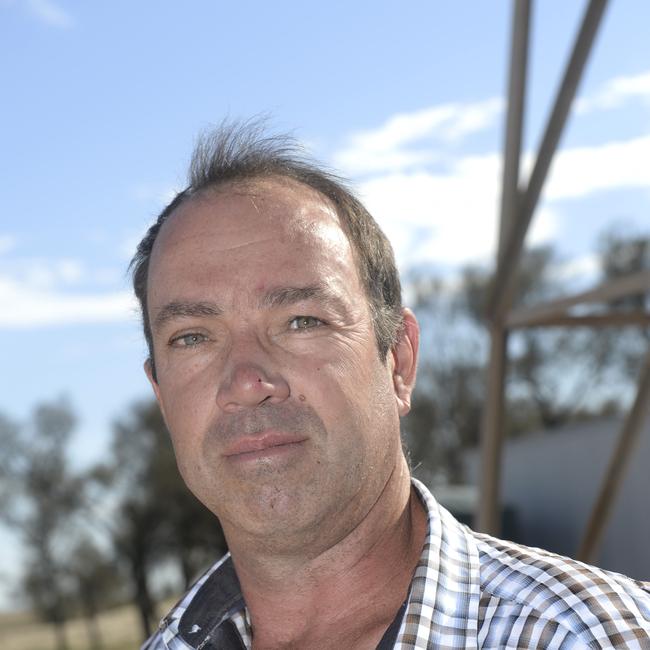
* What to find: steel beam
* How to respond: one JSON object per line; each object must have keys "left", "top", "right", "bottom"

{"left": 578, "top": 349, "right": 650, "bottom": 562}
{"left": 477, "top": 0, "right": 530, "bottom": 535}
{"left": 508, "top": 312, "right": 650, "bottom": 329}
{"left": 506, "top": 269, "right": 650, "bottom": 328}
{"left": 489, "top": 0, "right": 610, "bottom": 322}
{"left": 477, "top": 327, "right": 509, "bottom": 533}
{"left": 498, "top": 0, "right": 531, "bottom": 256}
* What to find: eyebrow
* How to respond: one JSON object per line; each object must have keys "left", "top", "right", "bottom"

{"left": 261, "top": 284, "right": 347, "bottom": 313}
{"left": 152, "top": 301, "right": 223, "bottom": 332}
{"left": 152, "top": 284, "right": 347, "bottom": 332}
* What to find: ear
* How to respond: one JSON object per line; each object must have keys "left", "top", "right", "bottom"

{"left": 144, "top": 359, "right": 166, "bottom": 419}
{"left": 391, "top": 308, "right": 419, "bottom": 417}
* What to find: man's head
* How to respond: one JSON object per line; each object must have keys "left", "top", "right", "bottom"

{"left": 131, "top": 123, "right": 419, "bottom": 550}
{"left": 131, "top": 122, "right": 403, "bottom": 378}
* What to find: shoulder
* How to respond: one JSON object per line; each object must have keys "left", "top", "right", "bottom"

{"left": 472, "top": 531, "right": 650, "bottom": 648}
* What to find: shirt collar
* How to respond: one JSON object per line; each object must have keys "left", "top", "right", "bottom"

{"left": 177, "top": 555, "right": 244, "bottom": 647}
{"left": 403, "top": 478, "right": 481, "bottom": 647}
{"left": 174, "top": 478, "right": 482, "bottom": 648}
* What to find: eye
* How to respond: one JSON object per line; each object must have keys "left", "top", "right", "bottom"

{"left": 170, "top": 332, "right": 208, "bottom": 348}
{"left": 288, "top": 316, "right": 323, "bottom": 330}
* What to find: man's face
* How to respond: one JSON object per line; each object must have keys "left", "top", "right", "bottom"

{"left": 145, "top": 179, "right": 415, "bottom": 550}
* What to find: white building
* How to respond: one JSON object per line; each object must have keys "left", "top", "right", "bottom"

{"left": 461, "top": 417, "right": 650, "bottom": 581}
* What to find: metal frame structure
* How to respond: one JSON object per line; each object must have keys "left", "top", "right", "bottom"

{"left": 477, "top": 0, "right": 650, "bottom": 564}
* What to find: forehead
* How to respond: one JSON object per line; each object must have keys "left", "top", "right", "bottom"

{"left": 157, "top": 178, "right": 346, "bottom": 247}
{"left": 147, "top": 178, "right": 361, "bottom": 299}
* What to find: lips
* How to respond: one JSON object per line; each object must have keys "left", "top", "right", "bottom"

{"left": 222, "top": 431, "right": 308, "bottom": 458}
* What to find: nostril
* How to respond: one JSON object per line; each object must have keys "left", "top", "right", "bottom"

{"left": 216, "top": 364, "right": 290, "bottom": 411}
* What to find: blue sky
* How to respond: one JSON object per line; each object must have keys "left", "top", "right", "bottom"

{"left": 1, "top": 0, "right": 649, "bottom": 609}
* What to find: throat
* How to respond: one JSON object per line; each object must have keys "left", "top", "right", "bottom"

{"left": 239, "top": 486, "right": 427, "bottom": 650}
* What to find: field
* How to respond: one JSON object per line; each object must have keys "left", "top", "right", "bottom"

{"left": 1, "top": 600, "right": 173, "bottom": 650}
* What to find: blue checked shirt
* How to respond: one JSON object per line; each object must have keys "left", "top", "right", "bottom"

{"left": 143, "top": 479, "right": 650, "bottom": 649}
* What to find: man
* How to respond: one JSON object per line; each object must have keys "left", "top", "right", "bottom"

{"left": 133, "top": 124, "right": 650, "bottom": 649}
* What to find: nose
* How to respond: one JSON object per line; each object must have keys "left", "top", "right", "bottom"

{"left": 216, "top": 347, "right": 290, "bottom": 413}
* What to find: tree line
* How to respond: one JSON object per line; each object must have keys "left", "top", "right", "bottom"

{"left": 0, "top": 229, "right": 647, "bottom": 647}
{"left": 402, "top": 229, "right": 649, "bottom": 484}
{"left": 0, "top": 399, "right": 226, "bottom": 648}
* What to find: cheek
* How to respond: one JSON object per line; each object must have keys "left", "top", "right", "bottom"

{"left": 312, "top": 343, "right": 389, "bottom": 401}
{"left": 157, "top": 371, "right": 216, "bottom": 457}
{"left": 297, "top": 348, "right": 394, "bottom": 429}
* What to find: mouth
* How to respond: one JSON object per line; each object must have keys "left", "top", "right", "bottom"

{"left": 223, "top": 431, "right": 308, "bottom": 461}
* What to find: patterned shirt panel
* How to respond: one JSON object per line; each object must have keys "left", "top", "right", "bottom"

{"left": 142, "top": 479, "right": 650, "bottom": 649}
{"left": 473, "top": 530, "right": 650, "bottom": 649}
{"left": 405, "top": 479, "right": 650, "bottom": 649}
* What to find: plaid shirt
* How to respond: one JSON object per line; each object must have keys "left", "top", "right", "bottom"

{"left": 143, "top": 479, "right": 650, "bottom": 649}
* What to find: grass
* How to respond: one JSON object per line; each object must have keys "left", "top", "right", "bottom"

{"left": 1, "top": 599, "right": 176, "bottom": 650}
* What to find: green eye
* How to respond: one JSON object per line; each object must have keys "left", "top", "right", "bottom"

{"left": 289, "top": 316, "right": 322, "bottom": 330}
{"left": 172, "top": 333, "right": 207, "bottom": 347}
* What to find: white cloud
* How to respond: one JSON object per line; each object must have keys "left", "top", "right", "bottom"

{"left": 334, "top": 98, "right": 504, "bottom": 175}
{"left": 356, "top": 132, "right": 650, "bottom": 269}
{"left": 528, "top": 206, "right": 559, "bottom": 248}
{"left": 0, "top": 275, "right": 137, "bottom": 328}
{"left": 333, "top": 94, "right": 650, "bottom": 270}
{"left": 551, "top": 253, "right": 601, "bottom": 285}
{"left": 347, "top": 105, "right": 458, "bottom": 152}
{"left": 543, "top": 135, "right": 650, "bottom": 201}
{"left": 0, "top": 256, "right": 139, "bottom": 328}
{"left": 25, "top": 0, "right": 73, "bottom": 28}
{"left": 357, "top": 156, "right": 499, "bottom": 267}
{"left": 335, "top": 148, "right": 440, "bottom": 177}
{"left": 442, "top": 98, "right": 505, "bottom": 141}
{"left": 356, "top": 153, "right": 559, "bottom": 270}
{"left": 575, "top": 70, "right": 650, "bottom": 114}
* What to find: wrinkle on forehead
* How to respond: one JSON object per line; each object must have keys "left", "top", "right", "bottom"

{"left": 155, "top": 177, "right": 349, "bottom": 259}
{"left": 185, "top": 175, "right": 339, "bottom": 223}
{"left": 146, "top": 175, "right": 371, "bottom": 332}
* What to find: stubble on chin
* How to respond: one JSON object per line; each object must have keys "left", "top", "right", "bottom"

{"left": 195, "top": 401, "right": 330, "bottom": 521}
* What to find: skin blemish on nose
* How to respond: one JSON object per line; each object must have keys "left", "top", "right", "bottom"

{"left": 299, "top": 394, "right": 306, "bottom": 401}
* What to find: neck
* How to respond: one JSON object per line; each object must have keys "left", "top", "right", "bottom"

{"left": 227, "top": 460, "right": 427, "bottom": 648}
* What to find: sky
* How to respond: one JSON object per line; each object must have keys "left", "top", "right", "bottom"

{"left": 1, "top": 0, "right": 649, "bottom": 610}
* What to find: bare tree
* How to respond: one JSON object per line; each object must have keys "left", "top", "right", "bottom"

{"left": 65, "top": 536, "right": 122, "bottom": 650}
{"left": 0, "top": 399, "right": 84, "bottom": 650}
{"left": 402, "top": 232, "right": 649, "bottom": 484}
{"left": 108, "top": 400, "right": 227, "bottom": 640}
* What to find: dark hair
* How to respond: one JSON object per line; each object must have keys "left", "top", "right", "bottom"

{"left": 130, "top": 121, "right": 403, "bottom": 376}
